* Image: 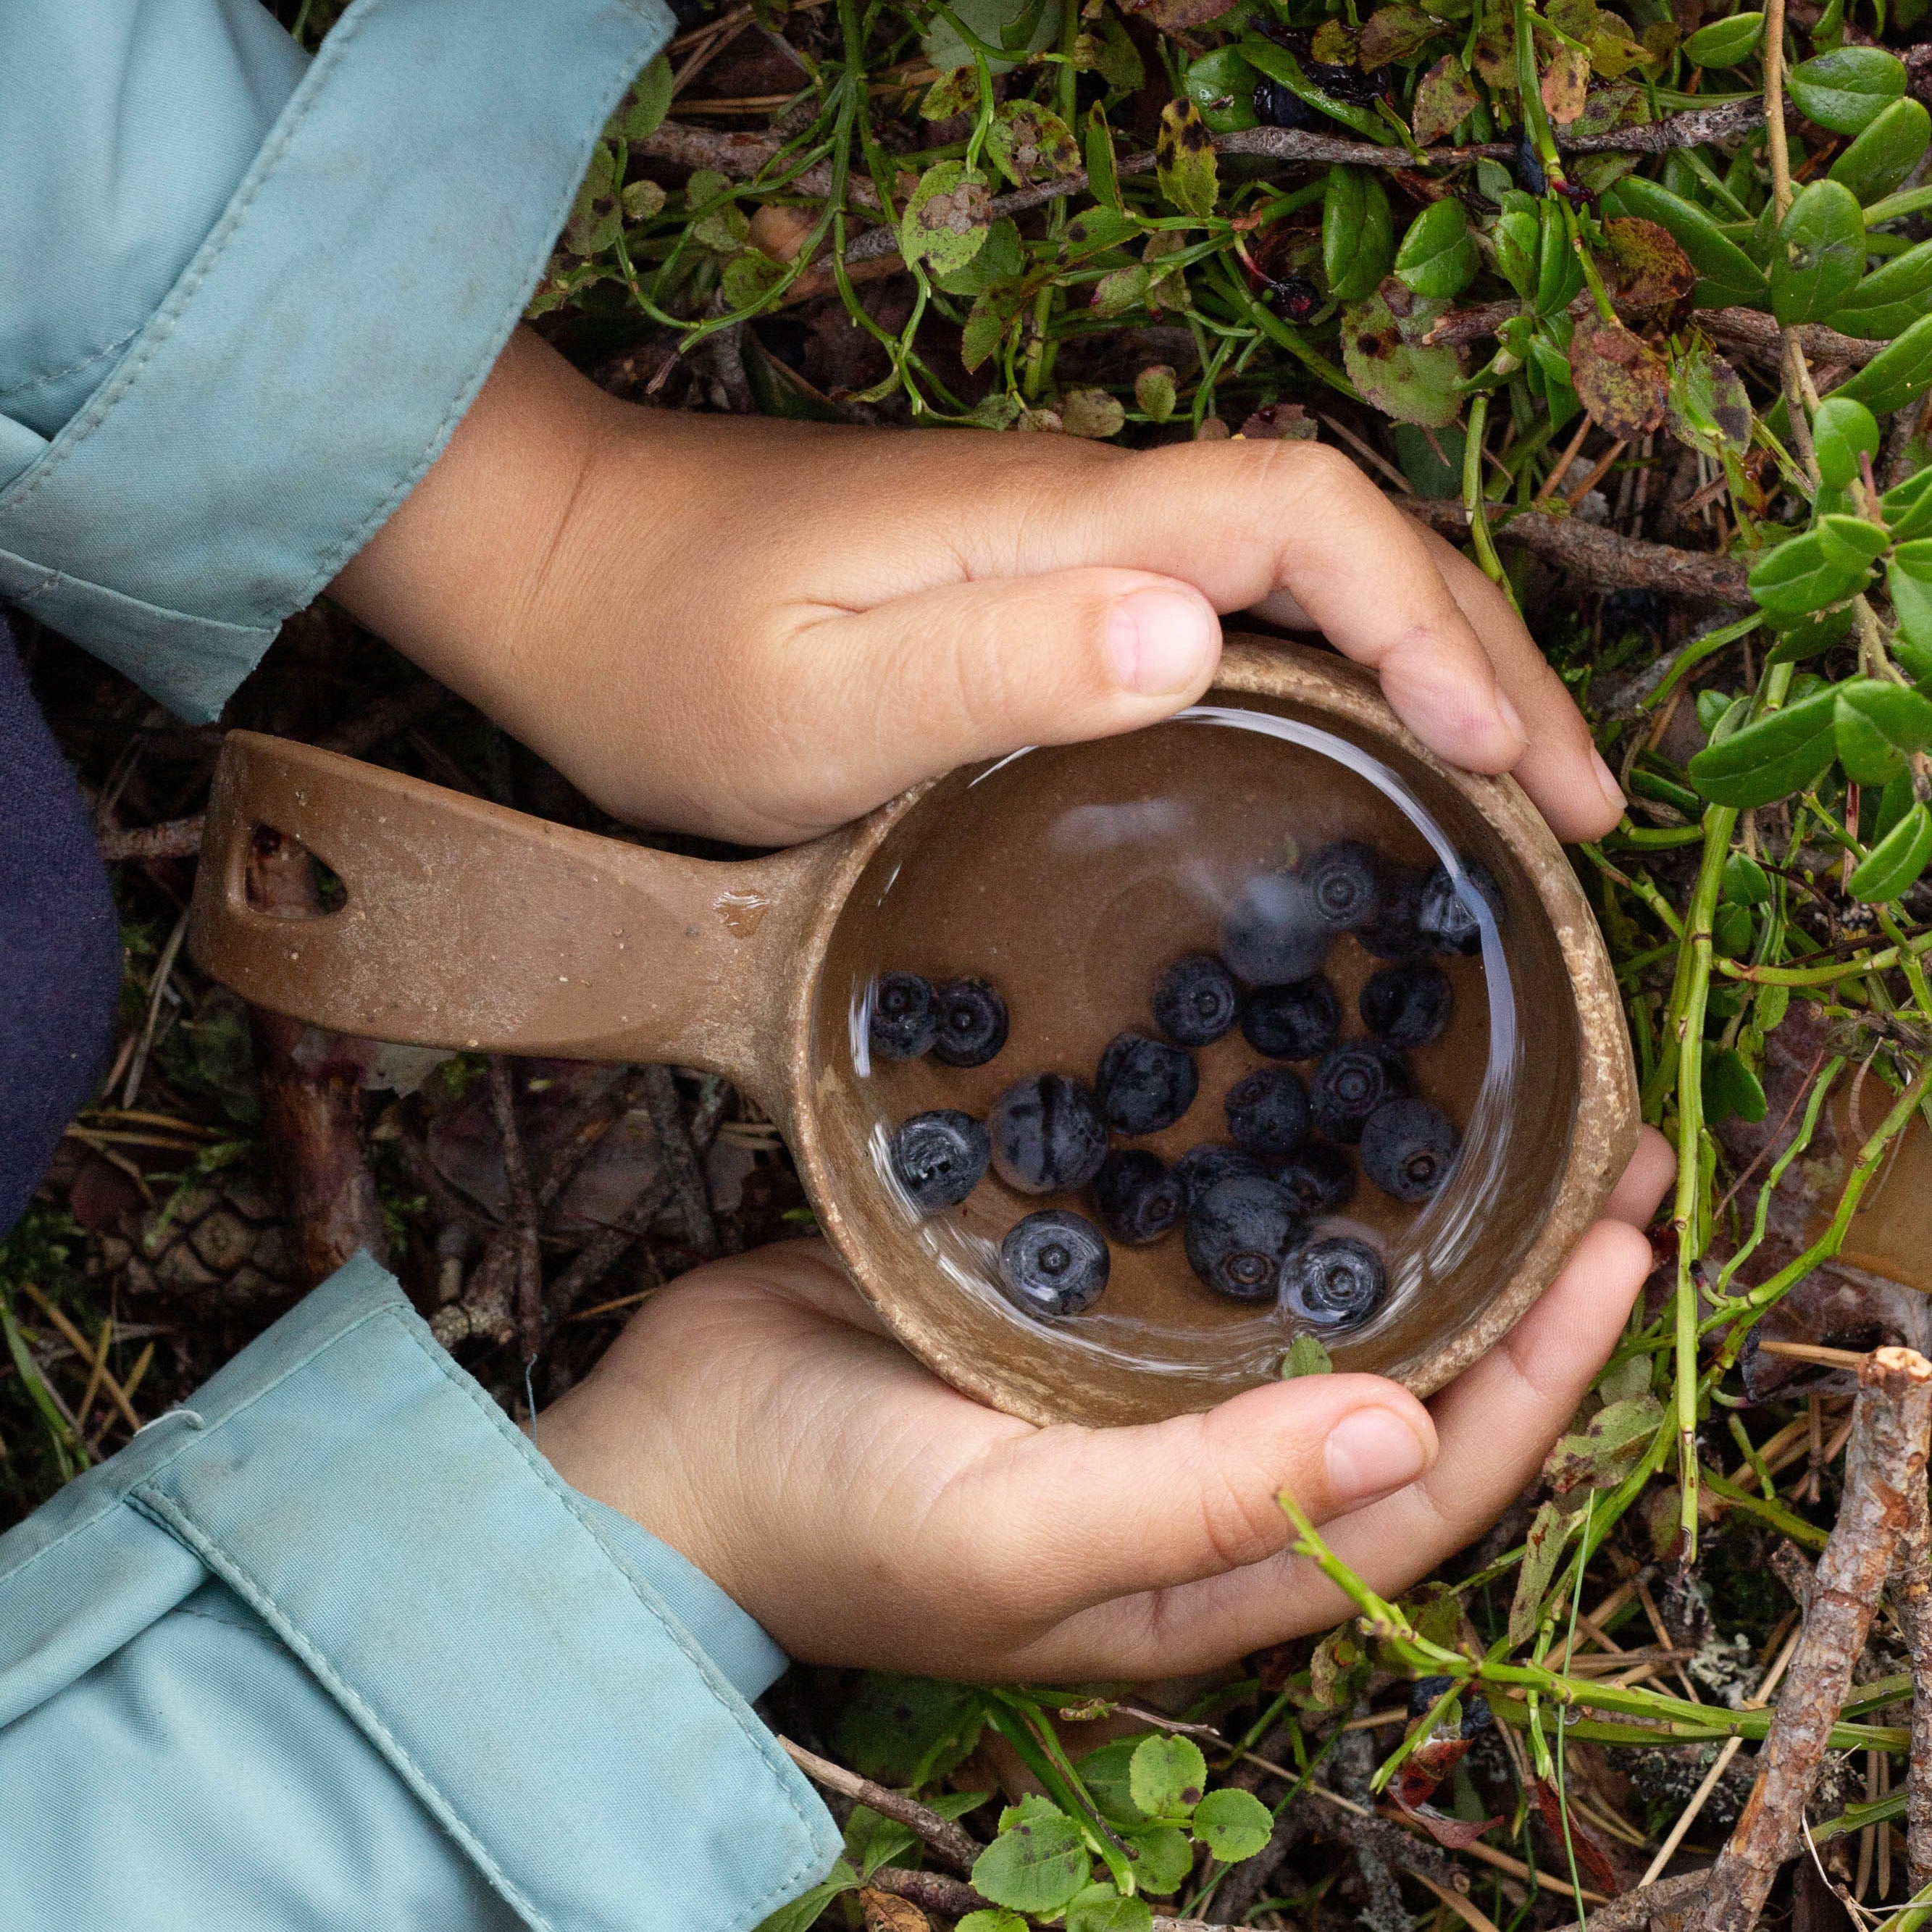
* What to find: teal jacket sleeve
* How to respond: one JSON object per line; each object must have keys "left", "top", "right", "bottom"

{"left": 0, "top": 1255, "right": 840, "bottom": 1931}
{"left": 0, "top": 0, "right": 669, "bottom": 722}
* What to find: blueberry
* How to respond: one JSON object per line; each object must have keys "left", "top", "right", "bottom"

{"left": 1225, "top": 1067, "right": 1311, "bottom": 1156}
{"left": 1153, "top": 954, "right": 1239, "bottom": 1047}
{"left": 1359, "top": 962, "right": 1453, "bottom": 1049}
{"left": 1174, "top": 1142, "right": 1268, "bottom": 1210}
{"left": 1416, "top": 861, "right": 1506, "bottom": 958}
{"left": 1360, "top": 1097, "right": 1460, "bottom": 1202}
{"left": 869, "top": 972, "right": 937, "bottom": 1061}
{"left": 1408, "top": 1675, "right": 1454, "bottom": 1718}
{"left": 1221, "top": 873, "right": 1334, "bottom": 986}
{"left": 1094, "top": 1149, "right": 1185, "bottom": 1245}
{"left": 990, "top": 1074, "right": 1110, "bottom": 1195}
{"left": 890, "top": 1110, "right": 991, "bottom": 1213}
{"left": 1359, "top": 866, "right": 1432, "bottom": 963}
{"left": 1282, "top": 1236, "right": 1387, "bottom": 1328}
{"left": 1304, "top": 841, "right": 1382, "bottom": 932}
{"left": 932, "top": 977, "right": 1009, "bottom": 1067}
{"left": 1310, "top": 1042, "right": 1413, "bottom": 1144}
{"left": 1252, "top": 75, "right": 1315, "bottom": 128}
{"left": 1184, "top": 1175, "right": 1306, "bottom": 1302}
{"left": 1001, "top": 1209, "right": 1111, "bottom": 1317}
{"left": 1241, "top": 977, "right": 1342, "bottom": 1061}
{"left": 1273, "top": 1141, "right": 1357, "bottom": 1216}
{"left": 1097, "top": 1032, "right": 1200, "bottom": 1136}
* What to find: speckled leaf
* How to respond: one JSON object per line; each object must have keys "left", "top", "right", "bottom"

{"left": 1359, "top": 4, "right": 1443, "bottom": 65}
{"left": 1543, "top": 1394, "right": 1664, "bottom": 1493}
{"left": 564, "top": 143, "right": 624, "bottom": 256}
{"left": 1508, "top": 1497, "right": 1582, "bottom": 1644}
{"left": 921, "top": 65, "right": 980, "bottom": 120}
{"left": 1568, "top": 317, "right": 1668, "bottom": 438}
{"left": 1602, "top": 216, "right": 1696, "bottom": 320}
{"left": 1192, "top": 1789, "right": 1274, "bottom": 1862}
{"left": 1156, "top": 99, "right": 1219, "bottom": 217}
{"left": 899, "top": 162, "right": 992, "bottom": 275}
{"left": 973, "top": 1797, "right": 1090, "bottom": 1913}
{"left": 986, "top": 101, "right": 1081, "bottom": 187}
{"left": 1667, "top": 345, "right": 1752, "bottom": 459}
{"left": 606, "top": 54, "right": 674, "bottom": 141}
{"left": 1136, "top": 364, "right": 1177, "bottom": 422}
{"left": 1542, "top": 41, "right": 1592, "bottom": 122}
{"left": 1060, "top": 388, "right": 1127, "bottom": 439}
{"left": 1130, "top": 1734, "right": 1208, "bottom": 1818}
{"left": 1412, "top": 53, "right": 1481, "bottom": 143}
{"left": 1090, "top": 264, "right": 1150, "bottom": 319}
{"left": 1341, "top": 282, "right": 1464, "bottom": 427}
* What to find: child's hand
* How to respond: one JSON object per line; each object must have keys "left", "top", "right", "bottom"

{"left": 333, "top": 330, "right": 1626, "bottom": 847}
{"left": 538, "top": 1129, "right": 1671, "bottom": 1679}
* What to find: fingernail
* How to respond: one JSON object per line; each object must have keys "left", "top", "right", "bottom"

{"left": 1494, "top": 686, "right": 1527, "bottom": 748}
{"left": 1592, "top": 748, "right": 1626, "bottom": 814}
{"left": 1326, "top": 1408, "right": 1430, "bottom": 1506}
{"left": 1108, "top": 589, "right": 1219, "bottom": 696}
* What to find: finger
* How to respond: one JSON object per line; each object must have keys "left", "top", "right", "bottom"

{"left": 1605, "top": 1124, "right": 1676, "bottom": 1226}
{"left": 935, "top": 1372, "right": 1437, "bottom": 1620}
{"left": 1019, "top": 1209, "right": 1657, "bottom": 1678}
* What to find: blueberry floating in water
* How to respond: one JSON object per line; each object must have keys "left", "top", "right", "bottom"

{"left": 1225, "top": 1066, "right": 1312, "bottom": 1156}
{"left": 1303, "top": 841, "right": 1382, "bottom": 932}
{"left": 1359, "top": 961, "right": 1452, "bottom": 1049}
{"left": 1415, "top": 861, "right": 1505, "bottom": 958}
{"left": 1174, "top": 1142, "right": 1269, "bottom": 1211}
{"left": 1241, "top": 976, "right": 1342, "bottom": 1061}
{"left": 1097, "top": 1031, "right": 1200, "bottom": 1136}
{"left": 1273, "top": 1140, "right": 1356, "bottom": 1216}
{"left": 1221, "top": 871, "right": 1334, "bottom": 986}
{"left": 1094, "top": 1149, "right": 1185, "bottom": 1245}
{"left": 1001, "top": 1208, "right": 1111, "bottom": 1317}
{"left": 1358, "top": 866, "right": 1432, "bottom": 963}
{"left": 1283, "top": 1235, "right": 1387, "bottom": 1328}
{"left": 990, "top": 1073, "right": 1110, "bottom": 1195}
{"left": 1184, "top": 1174, "right": 1307, "bottom": 1302}
{"left": 869, "top": 972, "right": 937, "bottom": 1061}
{"left": 1310, "top": 1041, "right": 1413, "bottom": 1144}
{"left": 932, "top": 977, "right": 1008, "bottom": 1068}
{"left": 1360, "top": 1097, "right": 1460, "bottom": 1202}
{"left": 1153, "top": 954, "right": 1239, "bottom": 1047}
{"left": 889, "top": 1110, "right": 990, "bottom": 1213}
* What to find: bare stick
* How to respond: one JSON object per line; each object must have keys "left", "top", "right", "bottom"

{"left": 487, "top": 1056, "right": 544, "bottom": 1363}
{"left": 1891, "top": 1463, "right": 1932, "bottom": 1896}
{"left": 779, "top": 1738, "right": 982, "bottom": 1874}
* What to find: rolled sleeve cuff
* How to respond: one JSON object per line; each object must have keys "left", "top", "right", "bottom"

{"left": 0, "top": 0, "right": 672, "bottom": 722}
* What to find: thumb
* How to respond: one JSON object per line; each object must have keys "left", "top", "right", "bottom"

{"left": 779, "top": 566, "right": 1222, "bottom": 832}
{"left": 951, "top": 1372, "right": 1437, "bottom": 1615}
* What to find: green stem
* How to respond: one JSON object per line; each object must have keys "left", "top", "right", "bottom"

{"left": 1463, "top": 393, "right": 1514, "bottom": 595}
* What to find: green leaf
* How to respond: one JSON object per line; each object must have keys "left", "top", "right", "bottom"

{"left": 1182, "top": 47, "right": 1260, "bottom": 133}
{"left": 921, "top": 65, "right": 980, "bottom": 120}
{"left": 835, "top": 1674, "right": 987, "bottom": 1785}
{"left": 721, "top": 249, "right": 787, "bottom": 312}
{"left": 1748, "top": 527, "right": 1870, "bottom": 616}
{"left": 1722, "top": 852, "right": 1773, "bottom": 903}
{"left": 1090, "top": 264, "right": 1150, "bottom": 319}
{"left": 1091, "top": 14, "right": 1144, "bottom": 94}
{"left": 756, "top": 1860, "right": 860, "bottom": 1932}
{"left": 1085, "top": 102, "right": 1121, "bottom": 209}
{"left": 1849, "top": 800, "right": 1932, "bottom": 901}
{"left": 1713, "top": 900, "right": 1755, "bottom": 955}
{"left": 1536, "top": 196, "right": 1585, "bottom": 313}
{"left": 1129, "top": 1734, "right": 1208, "bottom": 1820}
{"left": 1121, "top": 1825, "right": 1195, "bottom": 1894}
{"left": 1507, "top": 1496, "right": 1582, "bottom": 1645}
{"left": 1609, "top": 177, "right": 1768, "bottom": 306}
{"left": 1393, "top": 198, "right": 1478, "bottom": 298}
{"left": 1687, "top": 684, "right": 1840, "bottom": 805}
{"left": 1789, "top": 46, "right": 1909, "bottom": 136}
{"left": 1061, "top": 388, "right": 1126, "bottom": 439}
{"left": 973, "top": 1797, "right": 1092, "bottom": 1913}
{"left": 1828, "top": 98, "right": 1932, "bottom": 206}
{"left": 1834, "top": 678, "right": 1932, "bottom": 785}
{"left": 900, "top": 162, "right": 993, "bottom": 275}
{"left": 608, "top": 53, "right": 674, "bottom": 141}
{"left": 1889, "top": 540, "right": 1932, "bottom": 653}
{"left": 1192, "top": 1788, "right": 1274, "bottom": 1863}
{"left": 1667, "top": 343, "right": 1753, "bottom": 459}
{"left": 1814, "top": 511, "right": 1890, "bottom": 573}
{"left": 1156, "top": 99, "right": 1218, "bottom": 219}
{"left": 1770, "top": 180, "right": 1865, "bottom": 326}
{"left": 1881, "top": 465, "right": 1932, "bottom": 543}
{"left": 1283, "top": 1332, "right": 1335, "bottom": 1376}
{"left": 1412, "top": 51, "right": 1481, "bottom": 144}
{"left": 1705, "top": 1047, "right": 1768, "bottom": 1124}
{"left": 1813, "top": 398, "right": 1882, "bottom": 490}
{"left": 1323, "top": 168, "right": 1396, "bottom": 305}
{"left": 1767, "top": 604, "right": 1857, "bottom": 662}
{"left": 962, "top": 293, "right": 1011, "bottom": 372}
{"left": 921, "top": 0, "right": 1061, "bottom": 73}
{"left": 1494, "top": 191, "right": 1541, "bottom": 301}
{"left": 958, "top": 1912, "right": 1030, "bottom": 1932}
{"left": 1684, "top": 10, "right": 1762, "bottom": 63}
{"left": 1875, "top": 769, "right": 1918, "bottom": 844}
{"left": 1135, "top": 364, "right": 1177, "bottom": 422}
{"left": 986, "top": 101, "right": 1081, "bottom": 188}
{"left": 1341, "top": 285, "right": 1464, "bottom": 428}
{"left": 1825, "top": 311, "right": 1932, "bottom": 418}
{"left": 1833, "top": 241, "right": 1932, "bottom": 341}
{"left": 1067, "top": 1886, "right": 1155, "bottom": 1932}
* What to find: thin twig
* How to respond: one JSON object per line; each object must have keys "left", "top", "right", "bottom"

{"left": 779, "top": 1738, "right": 983, "bottom": 1874}
{"left": 487, "top": 1056, "right": 545, "bottom": 1363}
{"left": 1889, "top": 1465, "right": 1932, "bottom": 1897}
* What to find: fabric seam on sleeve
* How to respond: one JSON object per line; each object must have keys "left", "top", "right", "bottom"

{"left": 0, "top": 327, "right": 143, "bottom": 401}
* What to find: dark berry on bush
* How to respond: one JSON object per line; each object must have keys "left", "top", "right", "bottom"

{"left": 1274, "top": 1141, "right": 1356, "bottom": 1217}
{"left": 1416, "top": 861, "right": 1506, "bottom": 957}
{"left": 1225, "top": 1067, "right": 1311, "bottom": 1156}
{"left": 1283, "top": 1236, "right": 1387, "bottom": 1328}
{"left": 1253, "top": 76, "right": 1315, "bottom": 127}
{"left": 1360, "top": 1097, "right": 1460, "bottom": 1202}
{"left": 932, "top": 977, "right": 1008, "bottom": 1067}
{"left": 1360, "top": 962, "right": 1453, "bottom": 1048}
{"left": 1515, "top": 129, "right": 1548, "bottom": 198}
{"left": 1186, "top": 1175, "right": 1306, "bottom": 1301}
{"left": 1406, "top": 1676, "right": 1489, "bottom": 1736}
{"left": 1174, "top": 1142, "right": 1268, "bottom": 1210}
{"left": 1268, "top": 274, "right": 1321, "bottom": 322}
{"left": 1001, "top": 1209, "right": 1111, "bottom": 1317}
{"left": 1154, "top": 954, "right": 1239, "bottom": 1046}
{"left": 1221, "top": 872, "right": 1334, "bottom": 986}
{"left": 1359, "top": 866, "right": 1431, "bottom": 962}
{"left": 990, "top": 1074, "right": 1110, "bottom": 1195}
{"left": 1304, "top": 841, "right": 1382, "bottom": 931}
{"left": 1241, "top": 977, "right": 1342, "bottom": 1061}
{"left": 1310, "top": 1042, "right": 1413, "bottom": 1144}
{"left": 1094, "top": 1150, "right": 1185, "bottom": 1245}
{"left": 1097, "top": 1032, "right": 1200, "bottom": 1135}
{"left": 889, "top": 1110, "right": 991, "bottom": 1213}
{"left": 869, "top": 972, "right": 937, "bottom": 1060}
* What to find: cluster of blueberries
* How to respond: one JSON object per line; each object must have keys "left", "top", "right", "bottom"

{"left": 874, "top": 842, "right": 1503, "bottom": 1336}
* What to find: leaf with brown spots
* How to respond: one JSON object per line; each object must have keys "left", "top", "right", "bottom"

{"left": 985, "top": 101, "right": 1082, "bottom": 187}
{"left": 1119, "top": 0, "right": 1237, "bottom": 30}
{"left": 1667, "top": 343, "right": 1754, "bottom": 458}
{"left": 1389, "top": 1734, "right": 1471, "bottom": 1812}
{"left": 1541, "top": 41, "right": 1593, "bottom": 122}
{"left": 859, "top": 1889, "right": 932, "bottom": 1932}
{"left": 1311, "top": 17, "right": 1360, "bottom": 63}
{"left": 1061, "top": 388, "right": 1127, "bottom": 439}
{"left": 1601, "top": 216, "right": 1697, "bottom": 321}
{"left": 1568, "top": 315, "right": 1669, "bottom": 438}
{"left": 1156, "top": 99, "right": 1219, "bottom": 218}
{"left": 1359, "top": 4, "right": 1443, "bottom": 66}
{"left": 1412, "top": 53, "right": 1481, "bottom": 143}
{"left": 898, "top": 161, "right": 992, "bottom": 275}
{"left": 1341, "top": 280, "right": 1465, "bottom": 427}
{"left": 1241, "top": 402, "right": 1319, "bottom": 440}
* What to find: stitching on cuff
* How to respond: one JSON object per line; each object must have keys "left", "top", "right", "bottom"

{"left": 0, "top": 327, "right": 144, "bottom": 403}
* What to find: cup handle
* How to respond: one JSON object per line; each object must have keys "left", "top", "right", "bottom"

{"left": 188, "top": 732, "right": 840, "bottom": 1098}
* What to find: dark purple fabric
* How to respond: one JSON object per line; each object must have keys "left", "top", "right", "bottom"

{"left": 0, "top": 617, "right": 122, "bottom": 1236}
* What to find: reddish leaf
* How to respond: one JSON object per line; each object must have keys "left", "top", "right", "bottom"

{"left": 1401, "top": 1805, "right": 1508, "bottom": 1849}
{"left": 1542, "top": 43, "right": 1592, "bottom": 122}
{"left": 1568, "top": 317, "right": 1668, "bottom": 438}
{"left": 1389, "top": 1734, "right": 1470, "bottom": 1811}
{"left": 1240, "top": 403, "right": 1318, "bottom": 440}
{"left": 1602, "top": 217, "right": 1697, "bottom": 322}
{"left": 1534, "top": 1778, "right": 1623, "bottom": 1896}
{"left": 1413, "top": 54, "right": 1481, "bottom": 143}
{"left": 1119, "top": 0, "right": 1237, "bottom": 29}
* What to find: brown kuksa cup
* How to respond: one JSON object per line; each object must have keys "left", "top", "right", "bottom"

{"left": 188, "top": 636, "right": 1638, "bottom": 1427}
